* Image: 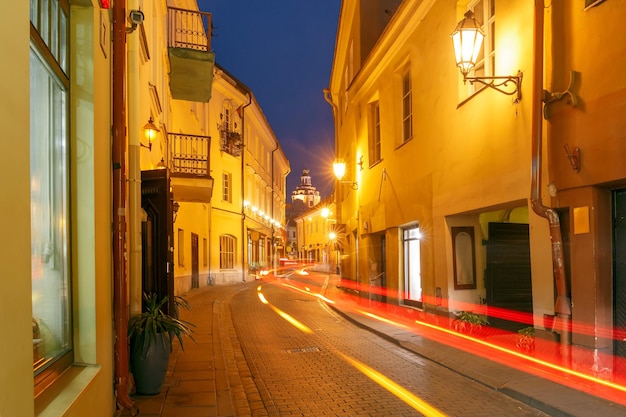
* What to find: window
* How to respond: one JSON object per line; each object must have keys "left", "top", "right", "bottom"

{"left": 222, "top": 172, "right": 232, "bottom": 202}
{"left": 30, "top": 0, "right": 72, "bottom": 393}
{"left": 401, "top": 68, "right": 413, "bottom": 142}
{"left": 220, "top": 235, "right": 235, "bottom": 269}
{"left": 403, "top": 226, "right": 422, "bottom": 308}
{"left": 178, "top": 229, "right": 185, "bottom": 266}
{"left": 468, "top": 0, "right": 495, "bottom": 95}
{"left": 368, "top": 101, "right": 381, "bottom": 165}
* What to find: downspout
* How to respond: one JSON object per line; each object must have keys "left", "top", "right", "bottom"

{"left": 127, "top": 0, "right": 141, "bottom": 317}
{"left": 530, "top": 0, "right": 571, "bottom": 352}
{"left": 112, "top": 0, "right": 136, "bottom": 413}
{"left": 323, "top": 88, "right": 341, "bottom": 275}
{"left": 240, "top": 92, "right": 252, "bottom": 282}
{"left": 271, "top": 145, "right": 278, "bottom": 271}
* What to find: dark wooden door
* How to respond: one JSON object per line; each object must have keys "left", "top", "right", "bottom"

{"left": 485, "top": 222, "right": 533, "bottom": 332}
{"left": 613, "top": 189, "right": 626, "bottom": 366}
{"left": 141, "top": 169, "right": 175, "bottom": 315}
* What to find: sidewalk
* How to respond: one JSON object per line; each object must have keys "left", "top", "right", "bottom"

{"left": 121, "top": 275, "right": 626, "bottom": 417}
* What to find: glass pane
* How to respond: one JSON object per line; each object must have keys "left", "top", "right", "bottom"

{"left": 30, "top": 0, "right": 38, "bottom": 27}
{"left": 60, "top": 6, "right": 67, "bottom": 72}
{"left": 30, "top": 49, "right": 71, "bottom": 372}
{"left": 41, "top": 0, "right": 49, "bottom": 45}
{"left": 51, "top": 0, "right": 58, "bottom": 61}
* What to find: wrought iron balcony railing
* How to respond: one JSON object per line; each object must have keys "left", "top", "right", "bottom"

{"left": 168, "top": 133, "right": 210, "bottom": 177}
{"left": 167, "top": 7, "right": 211, "bottom": 51}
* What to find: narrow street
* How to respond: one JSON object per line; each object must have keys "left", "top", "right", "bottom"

{"left": 229, "top": 271, "right": 549, "bottom": 417}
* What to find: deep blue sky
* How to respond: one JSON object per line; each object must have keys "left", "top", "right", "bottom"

{"left": 198, "top": 1, "right": 341, "bottom": 199}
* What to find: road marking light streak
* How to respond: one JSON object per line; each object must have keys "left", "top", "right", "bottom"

{"left": 356, "top": 310, "right": 410, "bottom": 329}
{"left": 338, "top": 352, "right": 449, "bottom": 417}
{"left": 257, "top": 288, "right": 313, "bottom": 333}
{"left": 281, "top": 282, "right": 335, "bottom": 304}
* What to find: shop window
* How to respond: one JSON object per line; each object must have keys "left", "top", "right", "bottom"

{"left": 30, "top": 0, "right": 72, "bottom": 395}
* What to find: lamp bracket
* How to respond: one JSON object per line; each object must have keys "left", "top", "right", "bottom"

{"left": 140, "top": 141, "right": 152, "bottom": 151}
{"left": 542, "top": 70, "right": 579, "bottom": 120}
{"left": 464, "top": 71, "right": 523, "bottom": 103}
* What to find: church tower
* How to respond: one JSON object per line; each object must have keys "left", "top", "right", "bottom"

{"left": 291, "top": 169, "right": 321, "bottom": 208}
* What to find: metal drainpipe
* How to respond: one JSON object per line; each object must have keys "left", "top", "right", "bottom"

{"left": 240, "top": 92, "right": 252, "bottom": 282}
{"left": 323, "top": 88, "right": 341, "bottom": 276}
{"left": 530, "top": 0, "right": 572, "bottom": 355}
{"left": 270, "top": 145, "right": 279, "bottom": 271}
{"left": 127, "top": 0, "right": 142, "bottom": 317}
{"left": 112, "top": 0, "right": 137, "bottom": 413}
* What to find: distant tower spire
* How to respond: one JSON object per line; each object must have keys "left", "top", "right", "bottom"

{"left": 291, "top": 169, "right": 321, "bottom": 207}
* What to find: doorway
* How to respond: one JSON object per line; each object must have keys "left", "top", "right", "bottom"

{"left": 613, "top": 189, "right": 626, "bottom": 367}
{"left": 485, "top": 222, "right": 533, "bottom": 332}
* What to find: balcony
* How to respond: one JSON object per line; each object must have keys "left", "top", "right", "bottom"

{"left": 219, "top": 127, "right": 243, "bottom": 157}
{"left": 167, "top": 133, "right": 214, "bottom": 202}
{"left": 167, "top": 7, "right": 215, "bottom": 102}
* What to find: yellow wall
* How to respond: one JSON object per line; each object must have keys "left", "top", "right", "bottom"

{"left": 330, "top": 0, "right": 556, "bottom": 324}
{"left": 2, "top": 2, "right": 117, "bottom": 416}
{"left": 0, "top": 1, "right": 35, "bottom": 415}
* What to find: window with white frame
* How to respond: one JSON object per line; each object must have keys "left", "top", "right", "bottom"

{"left": 401, "top": 67, "right": 413, "bottom": 143}
{"left": 220, "top": 235, "right": 235, "bottom": 269}
{"left": 467, "top": 0, "right": 495, "bottom": 95}
{"left": 30, "top": 0, "right": 72, "bottom": 393}
{"left": 368, "top": 101, "right": 381, "bottom": 165}
{"left": 403, "top": 225, "right": 422, "bottom": 308}
{"left": 222, "top": 171, "right": 232, "bottom": 202}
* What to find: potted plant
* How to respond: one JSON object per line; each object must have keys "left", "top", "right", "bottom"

{"left": 128, "top": 293, "right": 195, "bottom": 395}
{"left": 452, "top": 311, "right": 489, "bottom": 335}
{"left": 516, "top": 326, "right": 535, "bottom": 353}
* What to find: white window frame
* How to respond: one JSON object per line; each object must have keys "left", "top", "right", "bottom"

{"left": 220, "top": 235, "right": 235, "bottom": 269}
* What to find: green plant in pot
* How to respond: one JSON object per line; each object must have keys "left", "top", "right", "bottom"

{"left": 128, "top": 293, "right": 195, "bottom": 395}
{"left": 452, "top": 311, "right": 489, "bottom": 335}
{"left": 516, "top": 326, "right": 535, "bottom": 354}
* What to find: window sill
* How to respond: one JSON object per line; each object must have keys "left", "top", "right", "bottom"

{"left": 35, "top": 364, "right": 101, "bottom": 417}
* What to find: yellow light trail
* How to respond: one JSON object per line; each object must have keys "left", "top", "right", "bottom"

{"left": 281, "top": 282, "right": 335, "bottom": 304}
{"left": 415, "top": 319, "right": 626, "bottom": 396}
{"left": 338, "top": 351, "right": 449, "bottom": 417}
{"left": 356, "top": 310, "right": 410, "bottom": 329}
{"left": 257, "top": 288, "right": 312, "bottom": 334}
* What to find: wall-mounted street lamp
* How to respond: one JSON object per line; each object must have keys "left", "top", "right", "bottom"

{"left": 141, "top": 117, "right": 159, "bottom": 151}
{"left": 333, "top": 159, "right": 358, "bottom": 190}
{"left": 451, "top": 11, "right": 522, "bottom": 102}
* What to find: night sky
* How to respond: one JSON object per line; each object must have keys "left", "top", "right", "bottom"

{"left": 197, "top": 0, "right": 341, "bottom": 200}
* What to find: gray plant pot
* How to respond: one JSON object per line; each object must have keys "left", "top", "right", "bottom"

{"left": 130, "top": 333, "right": 170, "bottom": 395}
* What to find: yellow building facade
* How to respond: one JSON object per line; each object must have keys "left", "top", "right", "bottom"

{"left": 328, "top": 0, "right": 626, "bottom": 373}
{"left": 3, "top": 0, "right": 288, "bottom": 415}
